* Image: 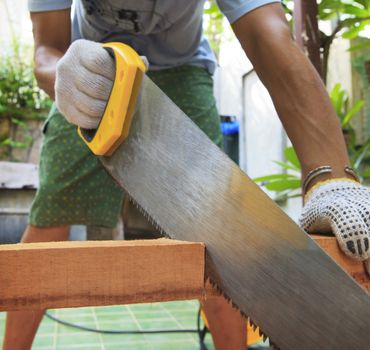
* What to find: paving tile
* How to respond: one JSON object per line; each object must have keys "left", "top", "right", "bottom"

{"left": 56, "top": 314, "right": 96, "bottom": 322}
{"left": 176, "top": 318, "right": 199, "bottom": 329}
{"left": 57, "top": 346, "right": 102, "bottom": 350}
{"left": 101, "top": 334, "right": 149, "bottom": 346}
{"left": 32, "top": 334, "right": 54, "bottom": 347}
{"left": 138, "top": 320, "right": 180, "bottom": 331}
{"left": 151, "top": 340, "right": 199, "bottom": 350}
{"left": 166, "top": 309, "right": 197, "bottom": 317}
{"left": 38, "top": 319, "right": 56, "bottom": 333}
{"left": 95, "top": 320, "right": 139, "bottom": 330}
{"left": 56, "top": 333, "right": 102, "bottom": 346}
{"left": 135, "top": 313, "right": 173, "bottom": 321}
{"left": 128, "top": 303, "right": 165, "bottom": 313}
{"left": 57, "top": 307, "right": 94, "bottom": 316}
{"left": 95, "top": 305, "right": 128, "bottom": 314}
{"left": 148, "top": 332, "right": 195, "bottom": 341}
{"left": 101, "top": 333, "right": 143, "bottom": 341}
{"left": 0, "top": 302, "right": 215, "bottom": 350}
{"left": 96, "top": 314, "right": 132, "bottom": 323}
{"left": 105, "top": 344, "right": 151, "bottom": 350}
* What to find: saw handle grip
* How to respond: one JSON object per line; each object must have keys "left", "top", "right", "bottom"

{"left": 78, "top": 42, "right": 147, "bottom": 156}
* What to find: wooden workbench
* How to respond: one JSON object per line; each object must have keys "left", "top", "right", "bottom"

{"left": 0, "top": 236, "right": 368, "bottom": 311}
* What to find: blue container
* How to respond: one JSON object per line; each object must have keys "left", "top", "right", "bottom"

{"left": 221, "top": 121, "right": 239, "bottom": 164}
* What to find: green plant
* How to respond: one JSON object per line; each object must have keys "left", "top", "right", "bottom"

{"left": 330, "top": 83, "right": 365, "bottom": 154}
{"left": 282, "top": 0, "right": 370, "bottom": 81}
{"left": 330, "top": 83, "right": 365, "bottom": 128}
{"left": 253, "top": 146, "right": 302, "bottom": 200}
{"left": 0, "top": 118, "right": 32, "bottom": 151}
{"left": 0, "top": 37, "right": 51, "bottom": 158}
{"left": 0, "top": 37, "right": 51, "bottom": 120}
{"left": 320, "top": 0, "right": 370, "bottom": 81}
{"left": 203, "top": 0, "right": 227, "bottom": 57}
{"left": 254, "top": 83, "right": 370, "bottom": 199}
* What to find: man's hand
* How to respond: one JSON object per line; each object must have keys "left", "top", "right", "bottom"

{"left": 300, "top": 179, "right": 370, "bottom": 270}
{"left": 55, "top": 39, "right": 115, "bottom": 129}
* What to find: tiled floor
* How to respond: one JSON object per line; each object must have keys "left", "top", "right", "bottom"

{"left": 0, "top": 301, "right": 216, "bottom": 349}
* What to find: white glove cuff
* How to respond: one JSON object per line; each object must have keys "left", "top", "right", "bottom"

{"left": 304, "top": 178, "right": 361, "bottom": 203}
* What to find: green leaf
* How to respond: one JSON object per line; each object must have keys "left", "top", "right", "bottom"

{"left": 319, "top": 0, "right": 344, "bottom": 19}
{"left": 285, "top": 192, "right": 303, "bottom": 199}
{"left": 284, "top": 146, "right": 301, "bottom": 168}
{"left": 342, "top": 100, "right": 364, "bottom": 127}
{"left": 336, "top": 90, "right": 346, "bottom": 117}
{"left": 330, "top": 83, "right": 348, "bottom": 117}
{"left": 353, "top": 0, "right": 369, "bottom": 8}
{"left": 330, "top": 83, "right": 341, "bottom": 102}
{"left": 353, "top": 141, "right": 370, "bottom": 169}
{"left": 272, "top": 161, "right": 300, "bottom": 172}
{"left": 342, "top": 4, "right": 369, "bottom": 18}
{"left": 348, "top": 40, "right": 370, "bottom": 51}
{"left": 10, "top": 118, "right": 27, "bottom": 128}
{"left": 265, "top": 179, "right": 301, "bottom": 191}
{"left": 342, "top": 21, "right": 370, "bottom": 39}
{"left": 0, "top": 138, "right": 27, "bottom": 149}
{"left": 361, "top": 169, "right": 370, "bottom": 178}
{"left": 253, "top": 173, "right": 297, "bottom": 182}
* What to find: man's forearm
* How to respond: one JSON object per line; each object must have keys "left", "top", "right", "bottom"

{"left": 34, "top": 46, "right": 65, "bottom": 100}
{"left": 249, "top": 31, "right": 350, "bottom": 177}
{"left": 233, "top": 4, "right": 351, "bottom": 190}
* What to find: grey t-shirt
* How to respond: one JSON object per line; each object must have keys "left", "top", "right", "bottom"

{"left": 28, "top": 0, "right": 280, "bottom": 73}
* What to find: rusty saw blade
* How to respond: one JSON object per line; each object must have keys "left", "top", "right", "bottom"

{"left": 100, "top": 75, "right": 370, "bottom": 350}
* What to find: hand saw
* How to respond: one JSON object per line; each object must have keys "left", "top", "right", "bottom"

{"left": 78, "top": 42, "right": 370, "bottom": 350}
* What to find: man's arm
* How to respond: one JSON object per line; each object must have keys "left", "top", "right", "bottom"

{"left": 31, "top": 9, "right": 71, "bottom": 99}
{"left": 231, "top": 3, "right": 350, "bottom": 188}
{"left": 232, "top": 4, "right": 370, "bottom": 264}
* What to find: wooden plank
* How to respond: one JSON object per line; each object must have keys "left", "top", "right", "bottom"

{"left": 0, "top": 236, "right": 367, "bottom": 312}
{"left": 0, "top": 239, "right": 205, "bottom": 311}
{"left": 312, "top": 235, "right": 369, "bottom": 292}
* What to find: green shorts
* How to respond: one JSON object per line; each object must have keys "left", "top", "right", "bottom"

{"left": 29, "top": 65, "right": 222, "bottom": 228}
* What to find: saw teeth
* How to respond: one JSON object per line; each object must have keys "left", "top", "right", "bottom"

{"left": 127, "top": 194, "right": 167, "bottom": 237}
{"left": 270, "top": 341, "right": 280, "bottom": 350}
{"left": 127, "top": 197, "right": 280, "bottom": 350}
{"left": 206, "top": 277, "right": 276, "bottom": 349}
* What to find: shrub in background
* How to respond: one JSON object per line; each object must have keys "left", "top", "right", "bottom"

{"left": 0, "top": 37, "right": 51, "bottom": 159}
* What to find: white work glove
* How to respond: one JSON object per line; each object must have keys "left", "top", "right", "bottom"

{"left": 299, "top": 179, "right": 370, "bottom": 272}
{"left": 55, "top": 39, "right": 115, "bottom": 129}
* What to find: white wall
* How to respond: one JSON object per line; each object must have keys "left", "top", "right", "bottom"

{"left": 215, "top": 38, "right": 303, "bottom": 221}
{"left": 0, "top": 0, "right": 32, "bottom": 47}
{"left": 326, "top": 38, "right": 352, "bottom": 98}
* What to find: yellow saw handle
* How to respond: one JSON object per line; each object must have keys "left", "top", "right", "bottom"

{"left": 78, "top": 42, "right": 147, "bottom": 156}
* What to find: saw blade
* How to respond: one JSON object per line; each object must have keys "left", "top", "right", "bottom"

{"left": 100, "top": 75, "right": 370, "bottom": 350}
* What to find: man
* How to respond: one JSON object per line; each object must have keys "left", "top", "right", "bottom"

{"left": 4, "top": 1, "right": 370, "bottom": 349}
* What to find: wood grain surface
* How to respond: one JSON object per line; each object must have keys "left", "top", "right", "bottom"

{"left": 0, "top": 236, "right": 367, "bottom": 311}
